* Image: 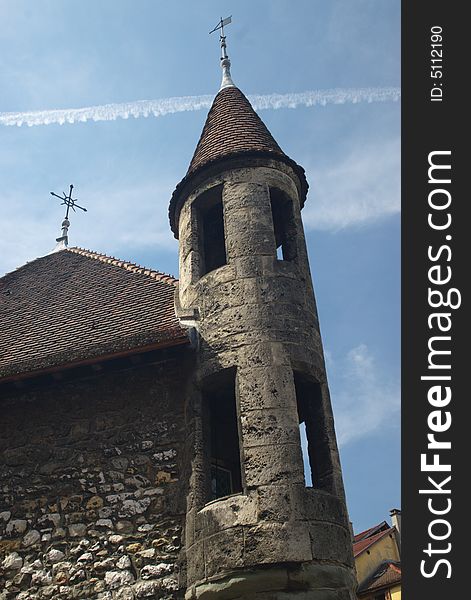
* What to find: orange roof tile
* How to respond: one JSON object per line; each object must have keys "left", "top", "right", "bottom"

{"left": 358, "top": 561, "right": 401, "bottom": 595}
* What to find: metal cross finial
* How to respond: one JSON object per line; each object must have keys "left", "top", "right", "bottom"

{"left": 50, "top": 184, "right": 87, "bottom": 249}
{"left": 51, "top": 184, "right": 87, "bottom": 219}
{"left": 209, "top": 16, "right": 235, "bottom": 90}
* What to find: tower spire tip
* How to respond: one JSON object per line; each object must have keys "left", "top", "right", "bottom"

{"left": 210, "top": 16, "right": 235, "bottom": 90}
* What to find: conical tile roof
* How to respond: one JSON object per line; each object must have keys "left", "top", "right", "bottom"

{"left": 169, "top": 86, "right": 308, "bottom": 236}
{"left": 187, "top": 86, "right": 285, "bottom": 175}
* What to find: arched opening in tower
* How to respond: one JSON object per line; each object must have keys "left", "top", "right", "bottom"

{"left": 269, "top": 187, "right": 298, "bottom": 262}
{"left": 202, "top": 368, "right": 243, "bottom": 502}
{"left": 194, "top": 185, "right": 227, "bottom": 276}
{"left": 294, "top": 372, "right": 332, "bottom": 490}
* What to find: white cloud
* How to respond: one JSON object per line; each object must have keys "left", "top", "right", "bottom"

{"left": 0, "top": 87, "right": 399, "bottom": 128}
{"left": 327, "top": 344, "right": 400, "bottom": 446}
{"left": 302, "top": 138, "right": 400, "bottom": 230}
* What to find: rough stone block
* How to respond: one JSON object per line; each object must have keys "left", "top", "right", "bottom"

{"left": 2, "top": 552, "right": 23, "bottom": 570}
{"left": 223, "top": 181, "right": 270, "bottom": 212}
{"left": 195, "top": 494, "right": 257, "bottom": 536}
{"left": 239, "top": 165, "right": 299, "bottom": 199}
{"left": 5, "top": 519, "right": 27, "bottom": 537}
{"left": 256, "top": 276, "right": 304, "bottom": 305}
{"left": 192, "top": 267, "right": 237, "bottom": 302}
{"left": 232, "top": 256, "right": 267, "bottom": 278}
{"left": 244, "top": 444, "right": 304, "bottom": 488}
{"left": 191, "top": 568, "right": 289, "bottom": 600}
{"left": 204, "top": 277, "right": 269, "bottom": 316}
{"left": 240, "top": 409, "right": 299, "bottom": 448}
{"left": 243, "top": 522, "right": 312, "bottom": 565}
{"left": 134, "top": 579, "right": 161, "bottom": 598}
{"left": 186, "top": 507, "right": 196, "bottom": 548}
{"left": 203, "top": 527, "right": 245, "bottom": 578}
{"left": 225, "top": 230, "right": 275, "bottom": 261}
{"left": 287, "top": 563, "right": 357, "bottom": 594}
{"left": 181, "top": 249, "right": 204, "bottom": 290}
{"left": 237, "top": 366, "right": 295, "bottom": 412}
{"left": 289, "top": 486, "right": 348, "bottom": 526}
{"left": 309, "top": 522, "right": 354, "bottom": 567}
{"left": 256, "top": 485, "right": 292, "bottom": 522}
{"left": 186, "top": 539, "right": 205, "bottom": 584}
{"left": 284, "top": 340, "right": 324, "bottom": 374}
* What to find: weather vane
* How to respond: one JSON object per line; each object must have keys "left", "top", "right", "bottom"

{"left": 50, "top": 184, "right": 87, "bottom": 248}
{"left": 209, "top": 16, "right": 234, "bottom": 90}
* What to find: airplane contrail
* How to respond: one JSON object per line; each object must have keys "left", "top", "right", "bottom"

{"left": 0, "top": 87, "right": 400, "bottom": 128}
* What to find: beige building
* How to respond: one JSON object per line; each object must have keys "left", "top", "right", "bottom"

{"left": 353, "top": 510, "right": 401, "bottom": 600}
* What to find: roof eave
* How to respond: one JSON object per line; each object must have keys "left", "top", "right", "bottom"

{"left": 0, "top": 336, "right": 191, "bottom": 385}
{"left": 169, "top": 150, "right": 309, "bottom": 237}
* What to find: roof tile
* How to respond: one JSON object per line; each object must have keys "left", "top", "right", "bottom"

{"left": 187, "top": 86, "right": 284, "bottom": 175}
{"left": 0, "top": 248, "right": 188, "bottom": 379}
{"left": 358, "top": 561, "right": 401, "bottom": 594}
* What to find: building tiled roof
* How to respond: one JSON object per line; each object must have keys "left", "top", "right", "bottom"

{"left": 0, "top": 248, "right": 188, "bottom": 380}
{"left": 169, "top": 86, "right": 308, "bottom": 236}
{"left": 353, "top": 528, "right": 395, "bottom": 557}
{"left": 187, "top": 86, "right": 284, "bottom": 175}
{"left": 358, "top": 561, "right": 401, "bottom": 595}
{"left": 353, "top": 521, "right": 390, "bottom": 543}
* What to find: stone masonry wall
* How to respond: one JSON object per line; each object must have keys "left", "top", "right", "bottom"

{"left": 0, "top": 356, "right": 191, "bottom": 600}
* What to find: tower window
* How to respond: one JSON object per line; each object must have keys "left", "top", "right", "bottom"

{"left": 270, "top": 188, "right": 297, "bottom": 261}
{"left": 195, "top": 186, "right": 227, "bottom": 276}
{"left": 294, "top": 372, "right": 331, "bottom": 489}
{"left": 203, "top": 369, "right": 242, "bottom": 502}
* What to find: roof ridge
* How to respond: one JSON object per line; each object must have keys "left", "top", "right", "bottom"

{"left": 353, "top": 521, "right": 389, "bottom": 542}
{"left": 353, "top": 527, "right": 394, "bottom": 557}
{"left": 67, "top": 247, "right": 178, "bottom": 286}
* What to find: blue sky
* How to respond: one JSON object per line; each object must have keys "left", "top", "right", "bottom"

{"left": 0, "top": 0, "right": 400, "bottom": 533}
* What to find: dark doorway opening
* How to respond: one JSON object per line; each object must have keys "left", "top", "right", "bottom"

{"left": 270, "top": 188, "right": 297, "bottom": 261}
{"left": 294, "top": 372, "right": 331, "bottom": 489}
{"left": 196, "top": 187, "right": 227, "bottom": 276}
{"left": 203, "top": 370, "right": 243, "bottom": 501}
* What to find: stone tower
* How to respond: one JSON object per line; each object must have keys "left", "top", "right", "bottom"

{"left": 169, "top": 41, "right": 356, "bottom": 600}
